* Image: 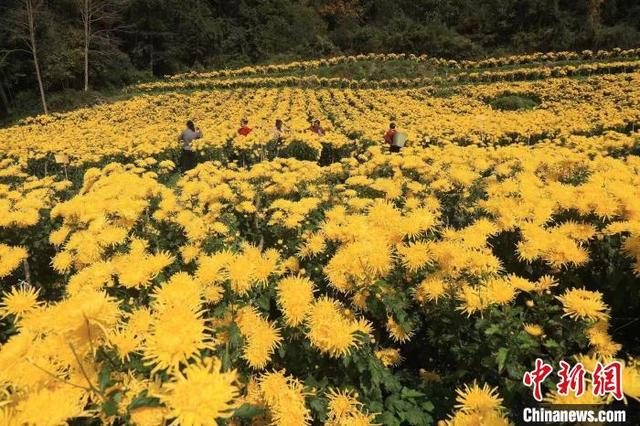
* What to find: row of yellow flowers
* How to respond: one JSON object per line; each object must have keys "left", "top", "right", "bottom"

{"left": 138, "top": 59, "right": 640, "bottom": 92}
{"left": 168, "top": 48, "right": 640, "bottom": 81}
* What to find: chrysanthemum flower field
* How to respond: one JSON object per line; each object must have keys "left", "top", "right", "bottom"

{"left": 0, "top": 51, "right": 639, "bottom": 425}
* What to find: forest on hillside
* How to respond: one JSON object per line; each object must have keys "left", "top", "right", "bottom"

{"left": 1, "top": 0, "right": 639, "bottom": 118}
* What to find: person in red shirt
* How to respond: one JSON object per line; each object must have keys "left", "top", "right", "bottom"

{"left": 384, "top": 122, "right": 399, "bottom": 152}
{"left": 237, "top": 118, "right": 252, "bottom": 136}
{"left": 308, "top": 119, "right": 325, "bottom": 136}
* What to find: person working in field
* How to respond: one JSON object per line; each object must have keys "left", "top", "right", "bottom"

{"left": 384, "top": 122, "right": 399, "bottom": 152}
{"left": 384, "top": 122, "right": 407, "bottom": 153}
{"left": 238, "top": 118, "right": 252, "bottom": 136}
{"left": 308, "top": 119, "right": 325, "bottom": 136}
{"left": 272, "top": 119, "right": 289, "bottom": 142}
{"left": 178, "top": 120, "right": 202, "bottom": 172}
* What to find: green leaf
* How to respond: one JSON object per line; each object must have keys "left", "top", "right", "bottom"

{"left": 400, "top": 387, "right": 425, "bottom": 399}
{"left": 496, "top": 347, "right": 509, "bottom": 372}
{"left": 257, "top": 293, "right": 271, "bottom": 311}
{"left": 98, "top": 366, "right": 111, "bottom": 392}
{"left": 484, "top": 324, "right": 501, "bottom": 336}
{"left": 309, "top": 397, "right": 325, "bottom": 413}
{"left": 385, "top": 394, "right": 399, "bottom": 409}
{"left": 234, "top": 403, "right": 264, "bottom": 419}
{"left": 342, "top": 356, "right": 351, "bottom": 368}
{"left": 369, "top": 401, "right": 384, "bottom": 413}
{"left": 421, "top": 401, "right": 435, "bottom": 412}
{"left": 128, "top": 394, "right": 159, "bottom": 411}
{"left": 102, "top": 399, "right": 119, "bottom": 417}
{"left": 378, "top": 412, "right": 400, "bottom": 426}
{"left": 402, "top": 407, "right": 430, "bottom": 425}
{"left": 506, "top": 364, "right": 524, "bottom": 380}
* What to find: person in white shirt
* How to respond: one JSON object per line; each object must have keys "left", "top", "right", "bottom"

{"left": 178, "top": 120, "right": 202, "bottom": 172}
{"left": 272, "top": 118, "right": 289, "bottom": 142}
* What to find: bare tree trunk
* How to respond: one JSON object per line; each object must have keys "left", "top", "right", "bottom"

{"left": 32, "top": 50, "right": 47, "bottom": 114}
{"left": 77, "top": 0, "right": 124, "bottom": 91}
{"left": 83, "top": 0, "right": 90, "bottom": 91}
{"left": 3, "top": 72, "right": 14, "bottom": 105}
{"left": 26, "top": 0, "right": 47, "bottom": 114}
{"left": 149, "top": 42, "right": 154, "bottom": 73}
{"left": 587, "top": 0, "right": 605, "bottom": 33}
{"left": 0, "top": 81, "right": 10, "bottom": 115}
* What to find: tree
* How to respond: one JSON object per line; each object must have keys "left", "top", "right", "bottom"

{"left": 0, "top": 51, "right": 13, "bottom": 115}
{"left": 75, "top": 0, "right": 123, "bottom": 91}
{"left": 11, "top": 0, "right": 49, "bottom": 114}
{"left": 587, "top": 0, "right": 607, "bottom": 31}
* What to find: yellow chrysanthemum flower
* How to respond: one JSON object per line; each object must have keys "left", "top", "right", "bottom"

{"left": 180, "top": 244, "right": 202, "bottom": 264}
{"left": 326, "top": 388, "right": 377, "bottom": 426}
{"left": 0, "top": 285, "right": 41, "bottom": 318}
{"left": 444, "top": 382, "right": 510, "bottom": 425}
{"left": 276, "top": 275, "right": 315, "bottom": 326}
{"left": 535, "top": 275, "right": 558, "bottom": 292}
{"left": 484, "top": 277, "right": 518, "bottom": 305}
{"left": 162, "top": 357, "right": 240, "bottom": 425}
{"left": 152, "top": 272, "right": 202, "bottom": 311}
{"left": 523, "top": 323, "right": 543, "bottom": 337}
{"left": 144, "top": 304, "right": 212, "bottom": 372}
{"left": 306, "top": 297, "right": 372, "bottom": 357}
{"left": 374, "top": 347, "right": 403, "bottom": 367}
{"left": 556, "top": 288, "right": 609, "bottom": 321}
{"left": 236, "top": 307, "right": 282, "bottom": 369}
{"left": 444, "top": 409, "right": 511, "bottom": 426}
{"left": 586, "top": 320, "right": 621, "bottom": 356}
{"left": 414, "top": 276, "right": 448, "bottom": 303}
{"left": 396, "top": 241, "right": 433, "bottom": 272}
{"left": 12, "top": 385, "right": 88, "bottom": 426}
{"left": 258, "top": 370, "right": 311, "bottom": 426}
{"left": 0, "top": 245, "right": 28, "bottom": 278}
{"left": 298, "top": 232, "right": 326, "bottom": 257}
{"left": 456, "top": 286, "right": 489, "bottom": 317}
{"left": 386, "top": 316, "right": 414, "bottom": 343}
{"left": 454, "top": 382, "right": 504, "bottom": 413}
{"left": 621, "top": 360, "right": 640, "bottom": 402}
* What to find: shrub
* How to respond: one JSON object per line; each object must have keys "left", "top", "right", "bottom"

{"left": 488, "top": 93, "right": 541, "bottom": 111}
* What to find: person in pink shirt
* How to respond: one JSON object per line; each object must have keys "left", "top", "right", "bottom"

{"left": 308, "top": 119, "right": 325, "bottom": 136}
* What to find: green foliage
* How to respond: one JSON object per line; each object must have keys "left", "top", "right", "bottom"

{"left": 279, "top": 139, "right": 321, "bottom": 162}
{"left": 488, "top": 93, "right": 541, "bottom": 111}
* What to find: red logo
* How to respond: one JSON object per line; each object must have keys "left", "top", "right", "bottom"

{"left": 523, "top": 359, "right": 624, "bottom": 402}
{"left": 556, "top": 360, "right": 586, "bottom": 397}
{"left": 523, "top": 358, "right": 554, "bottom": 401}
{"left": 592, "top": 361, "right": 623, "bottom": 401}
